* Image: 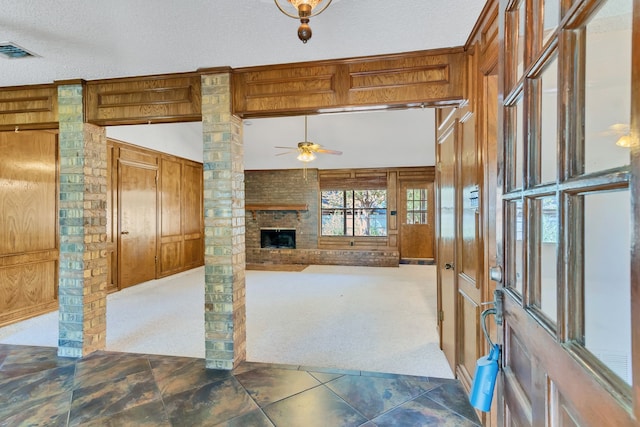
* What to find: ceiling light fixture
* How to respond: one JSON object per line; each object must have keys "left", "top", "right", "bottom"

{"left": 274, "top": 0, "right": 333, "bottom": 43}
{"left": 615, "top": 134, "right": 632, "bottom": 148}
{"left": 274, "top": 116, "right": 342, "bottom": 164}
{"left": 296, "top": 149, "right": 317, "bottom": 163}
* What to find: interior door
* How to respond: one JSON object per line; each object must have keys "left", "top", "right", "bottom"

{"left": 118, "top": 160, "right": 158, "bottom": 288}
{"left": 495, "top": 0, "right": 638, "bottom": 425}
{"left": 455, "top": 107, "right": 484, "bottom": 388}
{"left": 437, "top": 116, "right": 457, "bottom": 370}
{"left": 481, "top": 72, "right": 499, "bottom": 427}
{"left": 399, "top": 181, "right": 434, "bottom": 259}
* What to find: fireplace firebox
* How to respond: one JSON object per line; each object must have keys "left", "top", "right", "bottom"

{"left": 261, "top": 228, "right": 296, "bottom": 249}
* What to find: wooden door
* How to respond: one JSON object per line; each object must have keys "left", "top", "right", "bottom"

{"left": 118, "top": 160, "right": 158, "bottom": 288}
{"left": 455, "top": 106, "right": 484, "bottom": 389}
{"left": 436, "top": 113, "right": 457, "bottom": 370}
{"left": 437, "top": 104, "right": 487, "bottom": 386}
{"left": 399, "top": 181, "right": 434, "bottom": 259}
{"left": 495, "top": 0, "right": 638, "bottom": 425}
{"left": 481, "top": 72, "right": 499, "bottom": 427}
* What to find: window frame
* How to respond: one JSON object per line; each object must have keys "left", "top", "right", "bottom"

{"left": 405, "top": 188, "right": 429, "bottom": 225}
{"left": 320, "top": 189, "right": 388, "bottom": 237}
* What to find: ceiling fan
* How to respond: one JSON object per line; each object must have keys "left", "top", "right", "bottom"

{"left": 275, "top": 116, "right": 342, "bottom": 163}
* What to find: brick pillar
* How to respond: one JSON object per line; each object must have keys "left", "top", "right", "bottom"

{"left": 201, "top": 73, "right": 246, "bottom": 370}
{"left": 57, "top": 83, "right": 108, "bottom": 358}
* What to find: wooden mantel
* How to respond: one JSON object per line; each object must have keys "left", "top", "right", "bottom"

{"left": 245, "top": 203, "right": 308, "bottom": 220}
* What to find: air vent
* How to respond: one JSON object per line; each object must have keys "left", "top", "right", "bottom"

{"left": 0, "top": 42, "right": 37, "bottom": 59}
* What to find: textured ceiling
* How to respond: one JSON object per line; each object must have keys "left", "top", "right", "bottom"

{"left": 4, "top": 1, "right": 486, "bottom": 170}
{"left": 1, "top": 0, "right": 485, "bottom": 86}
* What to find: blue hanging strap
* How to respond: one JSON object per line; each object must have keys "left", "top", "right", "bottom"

{"left": 481, "top": 307, "right": 497, "bottom": 348}
{"left": 469, "top": 307, "right": 501, "bottom": 412}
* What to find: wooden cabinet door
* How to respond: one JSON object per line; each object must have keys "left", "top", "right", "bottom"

{"left": 118, "top": 160, "right": 158, "bottom": 288}
{"left": 399, "top": 181, "right": 434, "bottom": 259}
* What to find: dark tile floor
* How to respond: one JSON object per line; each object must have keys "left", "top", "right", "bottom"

{"left": 0, "top": 343, "right": 481, "bottom": 426}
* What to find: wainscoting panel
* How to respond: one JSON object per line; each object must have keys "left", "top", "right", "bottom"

{"left": 0, "top": 130, "right": 58, "bottom": 326}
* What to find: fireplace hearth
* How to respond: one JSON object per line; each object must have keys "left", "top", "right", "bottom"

{"left": 261, "top": 228, "right": 296, "bottom": 249}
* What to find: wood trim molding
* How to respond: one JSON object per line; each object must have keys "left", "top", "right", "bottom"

{"left": 86, "top": 72, "right": 203, "bottom": 126}
{"left": 197, "top": 66, "right": 234, "bottom": 75}
{"left": 0, "top": 84, "right": 59, "bottom": 131}
{"left": 465, "top": 0, "right": 499, "bottom": 51}
{"left": 245, "top": 203, "right": 309, "bottom": 220}
{"left": 233, "top": 48, "right": 467, "bottom": 117}
{"left": 54, "top": 79, "right": 86, "bottom": 86}
{"left": 0, "top": 48, "right": 470, "bottom": 126}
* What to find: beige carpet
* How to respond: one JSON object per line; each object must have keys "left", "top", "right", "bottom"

{"left": 0, "top": 264, "right": 453, "bottom": 378}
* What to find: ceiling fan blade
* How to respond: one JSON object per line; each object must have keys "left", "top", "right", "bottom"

{"left": 316, "top": 148, "right": 343, "bottom": 155}
{"left": 274, "top": 146, "right": 297, "bottom": 150}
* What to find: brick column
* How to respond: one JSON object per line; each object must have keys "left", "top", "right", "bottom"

{"left": 201, "top": 72, "right": 246, "bottom": 370}
{"left": 57, "top": 83, "right": 108, "bottom": 358}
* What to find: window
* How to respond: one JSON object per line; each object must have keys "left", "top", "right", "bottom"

{"left": 406, "top": 188, "right": 428, "bottom": 224}
{"left": 541, "top": 196, "right": 558, "bottom": 244}
{"left": 321, "top": 190, "right": 387, "bottom": 236}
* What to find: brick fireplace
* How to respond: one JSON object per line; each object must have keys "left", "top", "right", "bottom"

{"left": 245, "top": 169, "right": 399, "bottom": 267}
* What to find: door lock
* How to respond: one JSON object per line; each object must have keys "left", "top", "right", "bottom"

{"left": 493, "top": 289, "right": 503, "bottom": 326}
{"left": 489, "top": 266, "right": 502, "bottom": 283}
{"left": 121, "top": 231, "right": 129, "bottom": 235}
{"left": 479, "top": 289, "right": 504, "bottom": 326}
{"left": 444, "top": 262, "right": 454, "bottom": 270}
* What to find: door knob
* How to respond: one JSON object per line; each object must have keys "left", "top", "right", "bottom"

{"left": 444, "top": 262, "right": 454, "bottom": 270}
{"left": 489, "top": 266, "right": 502, "bottom": 283}
{"left": 121, "top": 231, "right": 129, "bottom": 235}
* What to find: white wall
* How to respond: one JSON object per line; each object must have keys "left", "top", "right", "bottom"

{"left": 107, "top": 122, "right": 204, "bottom": 163}
{"left": 106, "top": 108, "right": 438, "bottom": 170}
{"left": 243, "top": 108, "right": 436, "bottom": 170}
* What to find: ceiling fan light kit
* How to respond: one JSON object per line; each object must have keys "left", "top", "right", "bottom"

{"left": 274, "top": 0, "right": 333, "bottom": 43}
{"left": 275, "top": 116, "right": 342, "bottom": 165}
{"left": 296, "top": 148, "right": 317, "bottom": 162}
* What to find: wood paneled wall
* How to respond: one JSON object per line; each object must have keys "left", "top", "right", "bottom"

{"left": 0, "top": 131, "right": 59, "bottom": 326}
{"left": 86, "top": 74, "right": 203, "bottom": 126}
{"left": 0, "top": 47, "right": 465, "bottom": 322}
{"left": 106, "top": 142, "right": 117, "bottom": 291}
{"left": 0, "top": 49, "right": 467, "bottom": 130}
{"left": 108, "top": 139, "right": 204, "bottom": 286}
{"left": 0, "top": 133, "right": 203, "bottom": 324}
{"left": 434, "top": 0, "right": 500, "bottom": 424}
{"left": 0, "top": 85, "right": 59, "bottom": 131}
{"left": 232, "top": 49, "right": 467, "bottom": 118}
{"left": 318, "top": 167, "right": 435, "bottom": 250}
{"left": 159, "top": 155, "right": 204, "bottom": 276}
{"left": 181, "top": 161, "right": 205, "bottom": 270}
